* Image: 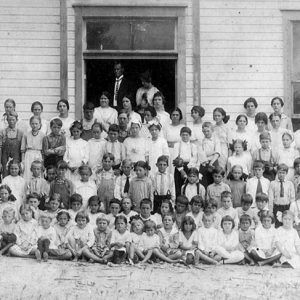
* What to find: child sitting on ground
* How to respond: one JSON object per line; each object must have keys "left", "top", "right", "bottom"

{"left": 0, "top": 207, "right": 17, "bottom": 255}
{"left": 128, "top": 217, "right": 145, "bottom": 264}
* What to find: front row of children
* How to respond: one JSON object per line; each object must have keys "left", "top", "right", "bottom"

{"left": 1, "top": 193, "right": 300, "bottom": 268}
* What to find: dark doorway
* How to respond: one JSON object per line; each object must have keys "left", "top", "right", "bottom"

{"left": 85, "top": 59, "right": 176, "bottom": 113}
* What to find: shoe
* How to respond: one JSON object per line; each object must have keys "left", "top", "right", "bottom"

{"left": 43, "top": 252, "right": 48, "bottom": 262}
{"left": 35, "top": 250, "right": 41, "bottom": 262}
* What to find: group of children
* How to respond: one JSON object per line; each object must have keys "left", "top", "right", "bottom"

{"left": 0, "top": 96, "right": 300, "bottom": 268}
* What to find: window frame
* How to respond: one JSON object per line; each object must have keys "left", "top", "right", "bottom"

{"left": 283, "top": 10, "right": 300, "bottom": 118}
{"left": 73, "top": 5, "right": 187, "bottom": 119}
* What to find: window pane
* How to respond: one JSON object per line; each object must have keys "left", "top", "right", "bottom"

{"left": 86, "top": 19, "right": 175, "bottom": 50}
{"left": 86, "top": 20, "right": 131, "bottom": 50}
{"left": 133, "top": 20, "right": 175, "bottom": 50}
{"left": 293, "top": 82, "right": 300, "bottom": 114}
{"left": 293, "top": 22, "right": 300, "bottom": 80}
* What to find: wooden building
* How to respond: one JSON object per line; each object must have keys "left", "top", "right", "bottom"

{"left": 1, "top": 0, "right": 300, "bottom": 126}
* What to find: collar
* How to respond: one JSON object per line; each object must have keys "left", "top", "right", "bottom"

{"left": 116, "top": 75, "right": 124, "bottom": 81}
{"left": 158, "top": 172, "right": 166, "bottom": 175}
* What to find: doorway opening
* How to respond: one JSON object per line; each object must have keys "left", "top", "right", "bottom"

{"left": 85, "top": 59, "right": 176, "bottom": 113}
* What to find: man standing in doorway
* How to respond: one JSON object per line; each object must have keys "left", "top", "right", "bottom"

{"left": 111, "top": 61, "right": 132, "bottom": 111}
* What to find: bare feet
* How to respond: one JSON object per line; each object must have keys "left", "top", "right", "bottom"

{"left": 42, "top": 252, "right": 48, "bottom": 262}
{"left": 35, "top": 249, "right": 41, "bottom": 262}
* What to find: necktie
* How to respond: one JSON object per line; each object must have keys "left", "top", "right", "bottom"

{"left": 124, "top": 176, "right": 130, "bottom": 193}
{"left": 114, "top": 79, "right": 120, "bottom": 106}
{"left": 160, "top": 173, "right": 165, "bottom": 195}
{"left": 280, "top": 181, "right": 284, "bottom": 197}
{"left": 256, "top": 178, "right": 262, "bottom": 195}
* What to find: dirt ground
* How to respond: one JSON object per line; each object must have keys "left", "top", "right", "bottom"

{"left": 0, "top": 257, "right": 300, "bottom": 300}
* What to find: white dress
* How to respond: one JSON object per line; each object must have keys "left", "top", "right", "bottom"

{"left": 74, "top": 180, "right": 97, "bottom": 209}
{"left": 36, "top": 225, "right": 57, "bottom": 249}
{"left": 110, "top": 229, "right": 131, "bottom": 252}
{"left": 275, "top": 227, "right": 300, "bottom": 268}
{"left": 123, "top": 136, "right": 149, "bottom": 163}
{"left": 190, "top": 123, "right": 204, "bottom": 147}
{"left": 64, "top": 138, "right": 89, "bottom": 182}
{"left": 2, "top": 175, "right": 26, "bottom": 208}
{"left": 88, "top": 138, "right": 106, "bottom": 173}
{"left": 227, "top": 152, "right": 252, "bottom": 175}
{"left": 197, "top": 226, "right": 219, "bottom": 252}
{"left": 156, "top": 110, "right": 171, "bottom": 132}
{"left": 178, "top": 230, "right": 197, "bottom": 258}
{"left": 94, "top": 107, "right": 118, "bottom": 132}
{"left": 66, "top": 224, "right": 95, "bottom": 248}
{"left": 136, "top": 86, "right": 159, "bottom": 106}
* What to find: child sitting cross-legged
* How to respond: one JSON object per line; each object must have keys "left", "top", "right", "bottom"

{"left": 195, "top": 212, "right": 221, "bottom": 265}
{"left": 82, "top": 215, "right": 113, "bottom": 264}
{"left": 0, "top": 207, "right": 17, "bottom": 255}
{"left": 128, "top": 217, "right": 145, "bottom": 264}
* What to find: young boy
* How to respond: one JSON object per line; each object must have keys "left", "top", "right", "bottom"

{"left": 139, "top": 198, "right": 158, "bottom": 225}
{"left": 236, "top": 194, "right": 257, "bottom": 229}
{"left": 0, "top": 207, "right": 17, "bottom": 255}
{"left": 205, "top": 199, "right": 221, "bottom": 229}
{"left": 81, "top": 102, "right": 97, "bottom": 141}
{"left": 174, "top": 195, "right": 189, "bottom": 229}
{"left": 238, "top": 214, "right": 255, "bottom": 265}
{"left": 206, "top": 166, "right": 231, "bottom": 207}
{"left": 216, "top": 191, "right": 239, "bottom": 228}
{"left": 106, "top": 198, "right": 121, "bottom": 229}
{"left": 152, "top": 155, "right": 176, "bottom": 212}
{"left": 252, "top": 193, "right": 269, "bottom": 226}
{"left": 68, "top": 193, "right": 83, "bottom": 225}
{"left": 269, "top": 163, "right": 295, "bottom": 227}
{"left": 46, "top": 194, "right": 61, "bottom": 224}
{"left": 88, "top": 123, "right": 106, "bottom": 175}
{"left": 181, "top": 168, "right": 205, "bottom": 202}
{"left": 114, "top": 159, "right": 134, "bottom": 201}
{"left": 27, "top": 193, "right": 42, "bottom": 222}
{"left": 195, "top": 212, "right": 220, "bottom": 265}
{"left": 49, "top": 160, "right": 74, "bottom": 209}
{"left": 186, "top": 195, "right": 204, "bottom": 228}
{"left": 105, "top": 124, "right": 125, "bottom": 173}
{"left": 246, "top": 160, "right": 270, "bottom": 207}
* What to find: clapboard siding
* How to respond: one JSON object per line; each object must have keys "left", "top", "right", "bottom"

{"left": 0, "top": 0, "right": 61, "bottom": 121}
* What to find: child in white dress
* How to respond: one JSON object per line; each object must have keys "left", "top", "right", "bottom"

{"left": 128, "top": 217, "right": 145, "bottom": 264}
{"left": 275, "top": 210, "right": 300, "bottom": 268}
{"left": 0, "top": 207, "right": 17, "bottom": 255}
{"left": 53, "top": 211, "right": 72, "bottom": 252}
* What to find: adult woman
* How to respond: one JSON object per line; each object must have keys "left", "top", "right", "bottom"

{"left": 122, "top": 94, "right": 141, "bottom": 129}
{"left": 244, "top": 97, "right": 258, "bottom": 132}
{"left": 190, "top": 105, "right": 205, "bottom": 147}
{"left": 269, "top": 97, "right": 293, "bottom": 131}
{"left": 29, "top": 101, "right": 49, "bottom": 135}
{"left": 136, "top": 70, "right": 159, "bottom": 106}
{"left": 153, "top": 91, "right": 170, "bottom": 131}
{"left": 51, "top": 99, "right": 75, "bottom": 138}
{"left": 140, "top": 106, "right": 159, "bottom": 139}
{"left": 94, "top": 91, "right": 118, "bottom": 134}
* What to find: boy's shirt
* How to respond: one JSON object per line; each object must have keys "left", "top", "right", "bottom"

{"left": 152, "top": 171, "right": 176, "bottom": 203}
{"left": 114, "top": 173, "right": 135, "bottom": 200}
{"left": 181, "top": 181, "right": 206, "bottom": 202}
{"left": 197, "top": 226, "right": 219, "bottom": 252}
{"left": 206, "top": 182, "right": 231, "bottom": 207}
{"left": 104, "top": 140, "right": 125, "bottom": 166}
{"left": 0, "top": 221, "right": 15, "bottom": 234}
{"left": 246, "top": 176, "right": 270, "bottom": 207}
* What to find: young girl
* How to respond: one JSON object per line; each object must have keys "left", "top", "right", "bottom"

{"left": 158, "top": 214, "right": 182, "bottom": 260}
{"left": 2, "top": 160, "right": 26, "bottom": 207}
{"left": 128, "top": 161, "right": 153, "bottom": 212}
{"left": 226, "top": 165, "right": 246, "bottom": 208}
{"left": 42, "top": 118, "right": 66, "bottom": 168}
{"left": 46, "top": 194, "right": 61, "bottom": 222}
{"left": 53, "top": 211, "right": 72, "bottom": 252}
{"left": 119, "top": 198, "right": 138, "bottom": 226}
{"left": 173, "top": 127, "right": 198, "bottom": 195}
{"left": 215, "top": 216, "right": 244, "bottom": 264}
{"left": 0, "top": 184, "right": 18, "bottom": 218}
{"left": 153, "top": 199, "right": 174, "bottom": 229}
{"left": 26, "top": 193, "right": 42, "bottom": 222}
{"left": 128, "top": 217, "right": 145, "bottom": 264}
{"left": 87, "top": 196, "right": 104, "bottom": 228}
{"left": 277, "top": 132, "right": 299, "bottom": 181}
{"left": 186, "top": 195, "right": 205, "bottom": 228}
{"left": 252, "top": 112, "right": 269, "bottom": 153}
{"left": 25, "top": 160, "right": 49, "bottom": 209}
{"left": 212, "top": 107, "right": 231, "bottom": 169}
{"left": 64, "top": 121, "right": 89, "bottom": 182}
{"left": 140, "top": 106, "right": 159, "bottom": 139}
{"left": 178, "top": 216, "right": 198, "bottom": 265}
{"left": 82, "top": 215, "right": 112, "bottom": 264}
{"left": 123, "top": 120, "right": 149, "bottom": 164}
{"left": 148, "top": 123, "right": 169, "bottom": 175}
{"left": 68, "top": 193, "right": 83, "bottom": 224}
{"left": 0, "top": 207, "right": 17, "bottom": 255}
{"left": 96, "top": 153, "right": 116, "bottom": 213}
{"left": 0, "top": 112, "right": 23, "bottom": 177}
{"left": 21, "top": 116, "right": 45, "bottom": 181}
{"left": 190, "top": 106, "right": 205, "bottom": 147}
{"left": 250, "top": 212, "right": 281, "bottom": 266}
{"left": 49, "top": 160, "right": 74, "bottom": 209}
{"left": 275, "top": 210, "right": 300, "bottom": 268}
{"left": 67, "top": 211, "right": 95, "bottom": 261}
{"left": 30, "top": 101, "right": 49, "bottom": 135}
{"left": 74, "top": 165, "right": 97, "bottom": 209}
{"left": 109, "top": 215, "right": 131, "bottom": 264}
{"left": 174, "top": 195, "right": 189, "bottom": 230}
{"left": 9, "top": 204, "right": 38, "bottom": 257}
{"left": 227, "top": 139, "right": 252, "bottom": 178}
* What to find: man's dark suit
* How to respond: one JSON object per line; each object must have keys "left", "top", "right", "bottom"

{"left": 111, "top": 77, "right": 132, "bottom": 110}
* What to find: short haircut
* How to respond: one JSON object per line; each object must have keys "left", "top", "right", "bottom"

{"left": 157, "top": 155, "right": 169, "bottom": 165}
{"left": 26, "top": 192, "right": 40, "bottom": 202}
{"left": 256, "top": 193, "right": 269, "bottom": 203}
{"left": 294, "top": 157, "right": 300, "bottom": 168}
{"left": 187, "top": 167, "right": 199, "bottom": 176}
{"left": 19, "top": 204, "right": 33, "bottom": 216}
{"left": 88, "top": 196, "right": 100, "bottom": 206}
{"left": 202, "top": 121, "right": 213, "bottom": 129}
{"left": 180, "top": 126, "right": 192, "bottom": 136}
{"left": 96, "top": 215, "right": 109, "bottom": 225}
{"left": 277, "top": 163, "right": 289, "bottom": 173}
{"left": 108, "top": 124, "right": 119, "bottom": 133}
{"left": 91, "top": 122, "right": 102, "bottom": 131}
{"left": 253, "top": 160, "right": 265, "bottom": 169}
{"left": 202, "top": 211, "right": 214, "bottom": 220}
{"left": 56, "top": 210, "right": 71, "bottom": 221}
{"left": 2, "top": 207, "right": 15, "bottom": 217}
{"left": 221, "top": 191, "right": 232, "bottom": 200}
{"left": 83, "top": 102, "right": 95, "bottom": 110}
{"left": 175, "top": 195, "right": 189, "bottom": 206}
{"left": 190, "top": 195, "right": 204, "bottom": 206}
{"left": 255, "top": 112, "right": 268, "bottom": 125}
{"left": 103, "top": 152, "right": 115, "bottom": 162}
{"left": 239, "top": 214, "right": 252, "bottom": 224}
{"left": 212, "top": 166, "right": 225, "bottom": 176}
{"left": 241, "top": 193, "right": 253, "bottom": 205}
{"left": 70, "top": 193, "right": 83, "bottom": 204}
{"left": 221, "top": 215, "right": 235, "bottom": 229}
{"left": 162, "top": 212, "right": 175, "bottom": 222}
{"left": 140, "top": 198, "right": 152, "bottom": 208}
{"left": 7, "top": 111, "right": 18, "bottom": 120}
{"left": 259, "top": 132, "right": 271, "bottom": 141}
{"left": 134, "top": 160, "right": 150, "bottom": 171}
{"left": 50, "top": 118, "right": 63, "bottom": 128}
{"left": 259, "top": 211, "right": 274, "bottom": 223}
{"left": 57, "top": 160, "right": 68, "bottom": 170}
{"left": 75, "top": 211, "right": 89, "bottom": 223}
{"left": 114, "top": 215, "right": 127, "bottom": 225}
{"left": 207, "top": 198, "right": 218, "bottom": 209}
{"left": 144, "top": 220, "right": 156, "bottom": 230}
{"left": 109, "top": 198, "right": 121, "bottom": 207}
{"left": 181, "top": 215, "right": 196, "bottom": 232}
